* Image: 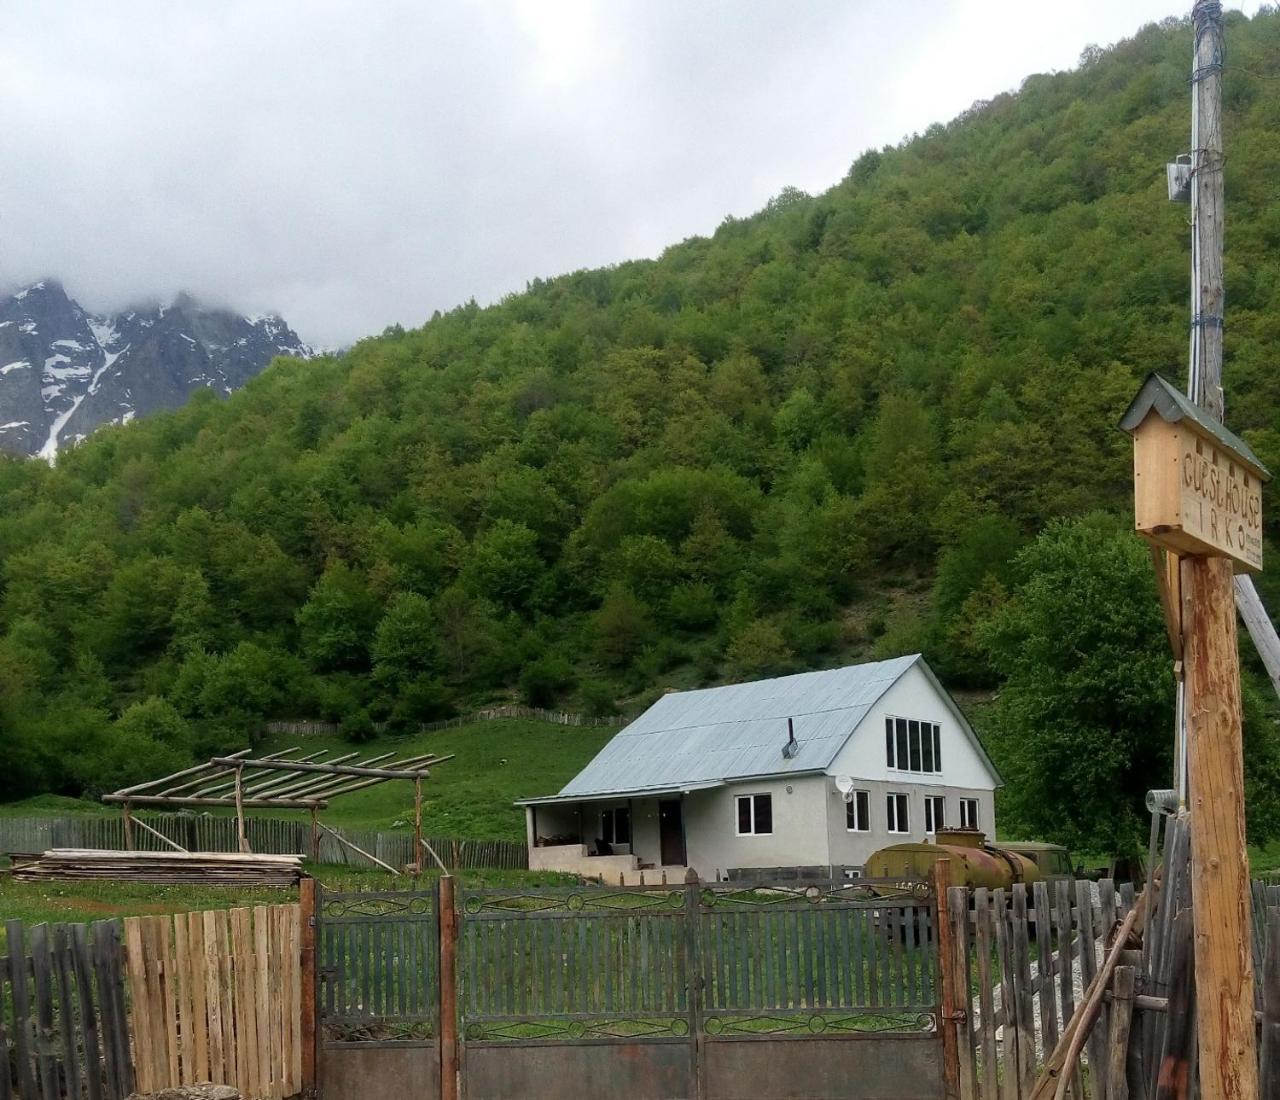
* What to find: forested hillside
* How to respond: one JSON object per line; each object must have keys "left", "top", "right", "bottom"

{"left": 3, "top": 11, "right": 1280, "bottom": 805}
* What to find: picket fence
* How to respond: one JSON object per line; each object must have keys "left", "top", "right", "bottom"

{"left": 123, "top": 905, "right": 302, "bottom": 1100}
{"left": 1, "top": 902, "right": 302, "bottom": 1100}
{"left": 0, "top": 815, "right": 527, "bottom": 871}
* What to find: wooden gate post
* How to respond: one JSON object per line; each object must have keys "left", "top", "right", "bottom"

{"left": 439, "top": 875, "right": 459, "bottom": 1100}
{"left": 299, "top": 876, "right": 318, "bottom": 1099}
{"left": 932, "top": 860, "right": 962, "bottom": 1100}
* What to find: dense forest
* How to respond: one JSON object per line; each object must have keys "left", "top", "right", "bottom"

{"left": 3, "top": 12, "right": 1280, "bottom": 841}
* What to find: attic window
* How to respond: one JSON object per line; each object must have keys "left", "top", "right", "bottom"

{"left": 885, "top": 717, "right": 941, "bottom": 774}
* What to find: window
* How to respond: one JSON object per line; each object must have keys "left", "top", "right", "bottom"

{"left": 924, "top": 795, "right": 945, "bottom": 834}
{"left": 736, "top": 793, "right": 773, "bottom": 836}
{"left": 601, "top": 807, "right": 631, "bottom": 846}
{"left": 886, "top": 793, "right": 909, "bottom": 834}
{"left": 885, "top": 717, "right": 942, "bottom": 774}
{"left": 959, "top": 798, "right": 979, "bottom": 830}
{"left": 845, "top": 790, "right": 870, "bottom": 832}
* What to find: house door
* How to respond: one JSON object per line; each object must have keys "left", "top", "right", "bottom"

{"left": 659, "top": 799, "right": 685, "bottom": 866}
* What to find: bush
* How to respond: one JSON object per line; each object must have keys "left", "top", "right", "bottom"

{"left": 339, "top": 709, "right": 377, "bottom": 744}
{"left": 519, "top": 656, "right": 575, "bottom": 707}
{"left": 579, "top": 679, "right": 619, "bottom": 717}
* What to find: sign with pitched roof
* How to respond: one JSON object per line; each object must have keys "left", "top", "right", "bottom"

{"left": 1121, "top": 373, "right": 1269, "bottom": 572}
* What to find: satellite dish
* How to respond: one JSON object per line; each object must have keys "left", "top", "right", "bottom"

{"left": 834, "top": 775, "right": 854, "bottom": 795}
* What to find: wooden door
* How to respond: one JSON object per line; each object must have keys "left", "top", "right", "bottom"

{"left": 658, "top": 799, "right": 685, "bottom": 866}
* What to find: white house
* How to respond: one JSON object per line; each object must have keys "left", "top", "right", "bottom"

{"left": 517, "top": 653, "right": 1002, "bottom": 883}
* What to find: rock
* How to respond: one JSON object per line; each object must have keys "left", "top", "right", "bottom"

{"left": 127, "top": 1085, "right": 241, "bottom": 1100}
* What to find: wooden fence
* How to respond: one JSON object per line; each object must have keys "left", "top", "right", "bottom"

{"left": 0, "top": 815, "right": 528, "bottom": 871}
{"left": 123, "top": 905, "right": 302, "bottom": 1100}
{"left": 264, "top": 703, "right": 624, "bottom": 738}
{"left": 1, "top": 919, "right": 134, "bottom": 1100}
{"left": 944, "top": 862, "right": 1280, "bottom": 1096}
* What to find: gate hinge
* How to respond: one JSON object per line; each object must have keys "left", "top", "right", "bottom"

{"left": 942, "top": 1008, "right": 968, "bottom": 1024}
{"left": 308, "top": 916, "right": 316, "bottom": 928}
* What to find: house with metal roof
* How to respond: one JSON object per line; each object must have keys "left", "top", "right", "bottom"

{"left": 517, "top": 653, "right": 1001, "bottom": 883}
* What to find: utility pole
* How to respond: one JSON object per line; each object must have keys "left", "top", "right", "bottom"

{"left": 1180, "top": 3, "right": 1257, "bottom": 1096}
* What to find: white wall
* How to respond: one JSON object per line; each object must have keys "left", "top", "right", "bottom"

{"left": 827, "top": 662, "right": 998, "bottom": 791}
{"left": 823, "top": 779, "right": 997, "bottom": 868}
{"left": 682, "top": 775, "right": 831, "bottom": 877}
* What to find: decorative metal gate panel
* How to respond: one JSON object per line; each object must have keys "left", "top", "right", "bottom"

{"left": 316, "top": 887, "right": 441, "bottom": 1100}
{"left": 695, "top": 880, "right": 943, "bottom": 1100}
{"left": 456, "top": 883, "right": 697, "bottom": 1100}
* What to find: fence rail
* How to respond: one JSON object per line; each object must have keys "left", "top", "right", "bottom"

{"left": 0, "top": 815, "right": 527, "bottom": 870}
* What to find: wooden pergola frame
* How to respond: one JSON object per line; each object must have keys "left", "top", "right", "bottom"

{"left": 102, "top": 745, "right": 453, "bottom": 875}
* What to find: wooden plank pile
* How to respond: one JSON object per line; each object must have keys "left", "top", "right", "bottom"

{"left": 9, "top": 849, "right": 303, "bottom": 886}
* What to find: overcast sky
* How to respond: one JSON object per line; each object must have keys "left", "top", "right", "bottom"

{"left": 0, "top": 1, "right": 1264, "bottom": 346}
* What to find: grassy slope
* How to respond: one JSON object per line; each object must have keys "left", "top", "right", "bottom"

{"left": 0, "top": 718, "right": 613, "bottom": 839}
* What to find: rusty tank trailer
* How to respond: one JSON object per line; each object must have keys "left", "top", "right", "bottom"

{"left": 863, "top": 827, "right": 1043, "bottom": 891}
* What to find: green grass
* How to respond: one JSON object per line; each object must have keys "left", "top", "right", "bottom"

{"left": 0, "top": 794, "right": 106, "bottom": 817}
{"left": 0, "top": 863, "right": 575, "bottom": 932}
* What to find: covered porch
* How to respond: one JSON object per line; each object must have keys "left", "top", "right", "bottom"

{"left": 517, "top": 784, "right": 715, "bottom": 885}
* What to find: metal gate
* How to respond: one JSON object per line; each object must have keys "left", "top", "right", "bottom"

{"left": 316, "top": 886, "right": 441, "bottom": 1100}
{"left": 316, "top": 876, "right": 947, "bottom": 1100}
{"left": 455, "top": 876, "right": 944, "bottom": 1100}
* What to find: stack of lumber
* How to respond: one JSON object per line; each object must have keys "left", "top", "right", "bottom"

{"left": 10, "top": 848, "right": 303, "bottom": 885}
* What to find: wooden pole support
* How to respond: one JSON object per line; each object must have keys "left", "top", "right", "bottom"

{"left": 414, "top": 776, "right": 424, "bottom": 877}
{"left": 299, "top": 876, "right": 318, "bottom": 1099}
{"left": 932, "top": 859, "right": 961, "bottom": 1100}
{"left": 1183, "top": 555, "right": 1257, "bottom": 1099}
{"left": 234, "top": 764, "right": 250, "bottom": 853}
{"left": 1108, "top": 966, "right": 1137, "bottom": 1100}
{"left": 439, "top": 875, "right": 459, "bottom": 1100}
{"left": 122, "top": 803, "right": 134, "bottom": 851}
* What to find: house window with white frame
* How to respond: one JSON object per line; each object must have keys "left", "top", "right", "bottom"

{"left": 884, "top": 717, "right": 942, "bottom": 774}
{"left": 886, "top": 792, "right": 910, "bottom": 834}
{"left": 924, "top": 795, "right": 945, "bottom": 834}
{"left": 736, "top": 793, "right": 773, "bottom": 836}
{"left": 845, "top": 790, "right": 870, "bottom": 832}
{"left": 959, "top": 798, "right": 980, "bottom": 830}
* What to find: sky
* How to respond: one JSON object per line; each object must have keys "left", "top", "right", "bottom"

{"left": 0, "top": 1, "right": 1265, "bottom": 347}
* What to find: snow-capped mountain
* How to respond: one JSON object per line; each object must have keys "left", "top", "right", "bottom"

{"left": 0, "top": 280, "right": 312, "bottom": 459}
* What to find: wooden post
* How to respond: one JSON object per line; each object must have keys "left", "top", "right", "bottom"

{"left": 234, "top": 765, "right": 249, "bottom": 854}
{"left": 1181, "top": 4, "right": 1257, "bottom": 1096}
{"left": 1155, "top": 909, "right": 1196, "bottom": 1100}
{"left": 122, "top": 803, "right": 134, "bottom": 851}
{"left": 932, "top": 859, "right": 961, "bottom": 1100}
{"left": 439, "top": 875, "right": 459, "bottom": 1100}
{"left": 1107, "top": 966, "right": 1136, "bottom": 1100}
{"left": 1183, "top": 554, "right": 1256, "bottom": 1099}
{"left": 414, "top": 776, "right": 424, "bottom": 876}
{"left": 309, "top": 807, "right": 319, "bottom": 863}
{"left": 299, "top": 876, "right": 318, "bottom": 1099}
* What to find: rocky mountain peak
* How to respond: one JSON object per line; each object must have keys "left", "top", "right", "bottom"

{"left": 0, "top": 283, "right": 313, "bottom": 460}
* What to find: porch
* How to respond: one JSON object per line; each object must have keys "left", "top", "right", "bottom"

{"left": 518, "top": 787, "right": 706, "bottom": 884}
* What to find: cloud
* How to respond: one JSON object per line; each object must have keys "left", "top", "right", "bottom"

{"left": 0, "top": 1, "right": 1260, "bottom": 345}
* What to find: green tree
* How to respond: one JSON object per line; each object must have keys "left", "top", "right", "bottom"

{"left": 297, "top": 560, "right": 380, "bottom": 670}
{"left": 978, "top": 515, "right": 1174, "bottom": 856}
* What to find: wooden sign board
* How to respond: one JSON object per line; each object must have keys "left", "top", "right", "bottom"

{"left": 1122, "top": 374, "right": 1269, "bottom": 573}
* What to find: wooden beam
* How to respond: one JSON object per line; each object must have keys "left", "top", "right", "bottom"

{"left": 211, "top": 755, "right": 440, "bottom": 780}
{"left": 110, "top": 750, "right": 252, "bottom": 797}
{"left": 414, "top": 777, "right": 424, "bottom": 876}
{"left": 130, "top": 815, "right": 188, "bottom": 853}
{"left": 234, "top": 765, "right": 249, "bottom": 853}
{"left": 299, "top": 877, "right": 318, "bottom": 1099}
{"left": 420, "top": 838, "right": 450, "bottom": 875}
{"left": 314, "top": 822, "right": 400, "bottom": 876}
{"left": 1150, "top": 545, "right": 1183, "bottom": 658}
{"left": 102, "top": 794, "right": 327, "bottom": 809}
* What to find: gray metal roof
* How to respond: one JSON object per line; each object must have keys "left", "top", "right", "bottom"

{"left": 545, "top": 655, "right": 920, "bottom": 801}
{"left": 1120, "top": 372, "right": 1271, "bottom": 480}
